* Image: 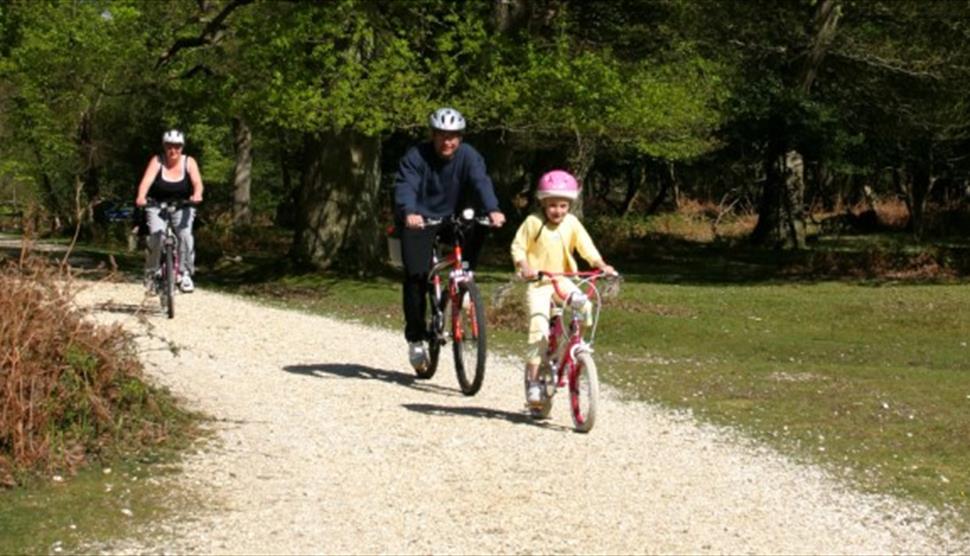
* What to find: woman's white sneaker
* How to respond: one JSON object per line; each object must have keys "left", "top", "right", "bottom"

{"left": 179, "top": 272, "right": 194, "bottom": 293}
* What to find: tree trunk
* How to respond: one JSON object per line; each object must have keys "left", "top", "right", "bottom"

{"left": 646, "top": 161, "right": 676, "bottom": 215}
{"left": 78, "top": 111, "right": 99, "bottom": 210}
{"left": 568, "top": 134, "right": 595, "bottom": 218}
{"left": 232, "top": 116, "right": 253, "bottom": 226}
{"left": 751, "top": 0, "right": 840, "bottom": 249}
{"left": 492, "top": 0, "right": 528, "bottom": 33}
{"left": 751, "top": 150, "right": 808, "bottom": 249}
{"left": 620, "top": 163, "right": 643, "bottom": 216}
{"left": 291, "top": 129, "right": 382, "bottom": 270}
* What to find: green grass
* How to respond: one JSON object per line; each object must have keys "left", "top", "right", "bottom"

{"left": 599, "top": 279, "right": 970, "bottom": 512}
{"left": 0, "top": 459, "right": 190, "bottom": 554}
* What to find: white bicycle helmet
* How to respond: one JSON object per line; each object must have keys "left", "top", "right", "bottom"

{"left": 429, "top": 108, "right": 466, "bottom": 132}
{"left": 162, "top": 129, "right": 185, "bottom": 145}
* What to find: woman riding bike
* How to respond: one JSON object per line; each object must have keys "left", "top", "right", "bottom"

{"left": 135, "top": 129, "right": 204, "bottom": 293}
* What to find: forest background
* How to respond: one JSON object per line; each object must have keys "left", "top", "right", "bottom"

{"left": 4, "top": 2, "right": 970, "bottom": 541}
{"left": 1, "top": 0, "right": 969, "bottom": 270}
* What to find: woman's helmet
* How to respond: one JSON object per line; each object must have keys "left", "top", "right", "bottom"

{"left": 536, "top": 170, "right": 580, "bottom": 201}
{"left": 429, "top": 108, "right": 466, "bottom": 132}
{"left": 162, "top": 129, "right": 185, "bottom": 145}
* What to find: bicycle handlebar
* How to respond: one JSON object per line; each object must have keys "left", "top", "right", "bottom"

{"left": 145, "top": 199, "right": 199, "bottom": 210}
{"left": 536, "top": 270, "right": 617, "bottom": 280}
{"left": 424, "top": 214, "right": 492, "bottom": 229}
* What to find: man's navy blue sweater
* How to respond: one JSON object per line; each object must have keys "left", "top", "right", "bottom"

{"left": 393, "top": 142, "right": 500, "bottom": 221}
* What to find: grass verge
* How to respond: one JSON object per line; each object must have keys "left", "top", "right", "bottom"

{"left": 0, "top": 458, "right": 192, "bottom": 554}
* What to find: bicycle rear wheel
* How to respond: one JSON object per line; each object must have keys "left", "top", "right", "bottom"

{"left": 418, "top": 288, "right": 446, "bottom": 379}
{"left": 163, "top": 245, "right": 175, "bottom": 319}
{"left": 569, "top": 352, "right": 598, "bottom": 433}
{"left": 453, "top": 281, "right": 486, "bottom": 396}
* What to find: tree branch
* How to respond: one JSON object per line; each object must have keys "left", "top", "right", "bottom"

{"left": 155, "top": 0, "right": 253, "bottom": 70}
{"left": 831, "top": 46, "right": 945, "bottom": 81}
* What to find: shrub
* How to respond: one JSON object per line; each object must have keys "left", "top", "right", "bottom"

{"left": 0, "top": 258, "right": 189, "bottom": 486}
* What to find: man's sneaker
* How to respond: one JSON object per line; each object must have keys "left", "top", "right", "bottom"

{"left": 526, "top": 382, "right": 543, "bottom": 406}
{"left": 408, "top": 341, "right": 429, "bottom": 371}
{"left": 178, "top": 272, "right": 194, "bottom": 293}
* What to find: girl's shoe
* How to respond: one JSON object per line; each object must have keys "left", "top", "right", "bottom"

{"left": 526, "top": 382, "right": 543, "bottom": 405}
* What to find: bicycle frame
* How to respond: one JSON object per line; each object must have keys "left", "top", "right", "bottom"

{"left": 427, "top": 216, "right": 485, "bottom": 342}
{"left": 539, "top": 271, "right": 605, "bottom": 389}
{"left": 149, "top": 200, "right": 194, "bottom": 318}
{"left": 151, "top": 201, "right": 188, "bottom": 276}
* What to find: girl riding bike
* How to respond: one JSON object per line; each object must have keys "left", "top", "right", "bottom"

{"left": 510, "top": 170, "right": 616, "bottom": 407}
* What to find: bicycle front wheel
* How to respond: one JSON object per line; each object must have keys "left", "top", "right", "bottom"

{"left": 452, "top": 281, "right": 486, "bottom": 396}
{"left": 163, "top": 244, "right": 175, "bottom": 319}
{"left": 569, "top": 352, "right": 598, "bottom": 433}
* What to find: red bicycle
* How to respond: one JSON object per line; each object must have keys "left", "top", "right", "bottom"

{"left": 417, "top": 210, "right": 491, "bottom": 395}
{"left": 527, "top": 270, "right": 617, "bottom": 432}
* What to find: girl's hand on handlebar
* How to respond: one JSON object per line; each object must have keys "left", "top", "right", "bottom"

{"left": 135, "top": 196, "right": 147, "bottom": 208}
{"left": 599, "top": 264, "right": 618, "bottom": 277}
{"left": 190, "top": 193, "right": 203, "bottom": 204}
{"left": 517, "top": 263, "right": 538, "bottom": 281}
{"left": 405, "top": 214, "right": 425, "bottom": 229}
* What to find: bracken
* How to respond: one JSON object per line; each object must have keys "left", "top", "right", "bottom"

{"left": 0, "top": 257, "right": 183, "bottom": 486}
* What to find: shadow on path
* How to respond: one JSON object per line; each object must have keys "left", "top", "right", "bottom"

{"left": 92, "top": 300, "right": 152, "bottom": 316}
{"left": 402, "top": 402, "right": 571, "bottom": 431}
{"left": 282, "top": 363, "right": 462, "bottom": 396}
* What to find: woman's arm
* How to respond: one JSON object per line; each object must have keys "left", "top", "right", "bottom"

{"left": 135, "top": 156, "right": 160, "bottom": 206}
{"left": 187, "top": 157, "right": 204, "bottom": 203}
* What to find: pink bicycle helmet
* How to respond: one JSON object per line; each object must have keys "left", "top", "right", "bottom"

{"left": 536, "top": 170, "right": 580, "bottom": 201}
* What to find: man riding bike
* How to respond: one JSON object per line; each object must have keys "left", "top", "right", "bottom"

{"left": 393, "top": 107, "right": 506, "bottom": 371}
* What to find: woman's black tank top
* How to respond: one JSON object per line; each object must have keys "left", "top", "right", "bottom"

{"left": 148, "top": 155, "right": 191, "bottom": 200}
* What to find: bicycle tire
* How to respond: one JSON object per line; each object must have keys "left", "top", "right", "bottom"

{"left": 164, "top": 244, "right": 175, "bottom": 319}
{"left": 569, "top": 352, "right": 598, "bottom": 433}
{"left": 452, "top": 281, "right": 486, "bottom": 396}
{"left": 417, "top": 288, "right": 446, "bottom": 379}
{"left": 526, "top": 361, "right": 554, "bottom": 420}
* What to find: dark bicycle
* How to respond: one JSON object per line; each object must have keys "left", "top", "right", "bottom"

{"left": 146, "top": 199, "right": 195, "bottom": 319}
{"left": 418, "top": 209, "right": 491, "bottom": 395}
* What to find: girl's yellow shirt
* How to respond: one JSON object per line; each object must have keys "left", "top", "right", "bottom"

{"left": 510, "top": 213, "right": 603, "bottom": 273}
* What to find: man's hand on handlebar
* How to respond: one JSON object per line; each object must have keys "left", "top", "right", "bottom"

{"left": 405, "top": 213, "right": 425, "bottom": 229}
{"left": 488, "top": 211, "right": 505, "bottom": 228}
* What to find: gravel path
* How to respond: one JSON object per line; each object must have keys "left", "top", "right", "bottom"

{"left": 75, "top": 280, "right": 968, "bottom": 554}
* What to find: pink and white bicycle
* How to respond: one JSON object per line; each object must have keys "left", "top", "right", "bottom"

{"left": 527, "top": 270, "right": 617, "bottom": 433}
